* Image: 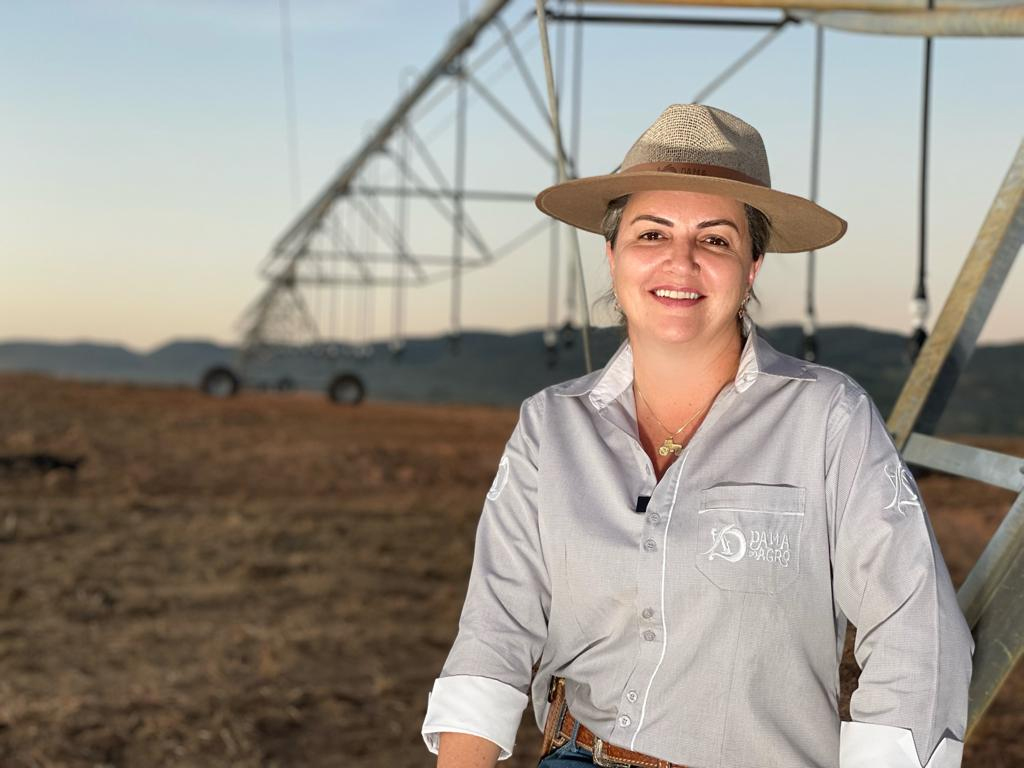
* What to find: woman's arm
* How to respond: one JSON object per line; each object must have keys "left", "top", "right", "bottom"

{"left": 421, "top": 394, "right": 550, "bottom": 761}
{"left": 437, "top": 732, "right": 501, "bottom": 768}
{"left": 826, "top": 389, "right": 973, "bottom": 768}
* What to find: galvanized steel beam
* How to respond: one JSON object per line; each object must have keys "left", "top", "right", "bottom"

{"left": 965, "top": 497, "right": 1024, "bottom": 739}
{"left": 546, "top": 9, "right": 789, "bottom": 26}
{"left": 904, "top": 433, "right": 1024, "bottom": 492}
{"left": 959, "top": 490, "right": 1024, "bottom": 629}
{"left": 268, "top": 0, "right": 515, "bottom": 265}
{"left": 350, "top": 185, "right": 537, "bottom": 202}
{"left": 793, "top": 6, "right": 1024, "bottom": 36}
{"left": 590, "top": 0, "right": 1019, "bottom": 12}
{"left": 887, "top": 139, "right": 1024, "bottom": 449}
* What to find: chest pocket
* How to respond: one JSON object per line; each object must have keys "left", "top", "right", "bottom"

{"left": 695, "top": 484, "right": 805, "bottom": 594}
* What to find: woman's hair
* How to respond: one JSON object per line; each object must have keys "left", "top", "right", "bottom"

{"left": 596, "top": 194, "right": 771, "bottom": 330}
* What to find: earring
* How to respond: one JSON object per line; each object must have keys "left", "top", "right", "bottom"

{"left": 737, "top": 291, "right": 751, "bottom": 319}
{"left": 612, "top": 293, "right": 622, "bottom": 313}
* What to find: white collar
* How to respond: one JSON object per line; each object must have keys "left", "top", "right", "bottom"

{"left": 553, "top": 319, "right": 816, "bottom": 409}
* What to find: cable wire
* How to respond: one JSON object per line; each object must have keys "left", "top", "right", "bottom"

{"left": 692, "top": 20, "right": 791, "bottom": 104}
{"left": 278, "top": 0, "right": 302, "bottom": 210}
{"left": 535, "top": 0, "right": 592, "bottom": 373}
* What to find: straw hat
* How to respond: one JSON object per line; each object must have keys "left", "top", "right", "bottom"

{"left": 535, "top": 104, "right": 846, "bottom": 253}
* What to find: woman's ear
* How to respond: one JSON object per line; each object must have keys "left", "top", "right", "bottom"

{"left": 748, "top": 252, "right": 765, "bottom": 288}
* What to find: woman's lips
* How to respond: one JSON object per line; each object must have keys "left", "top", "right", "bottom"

{"left": 649, "top": 289, "right": 703, "bottom": 308}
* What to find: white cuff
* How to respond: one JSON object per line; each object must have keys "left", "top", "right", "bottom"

{"left": 421, "top": 674, "right": 529, "bottom": 761}
{"left": 840, "top": 722, "right": 964, "bottom": 768}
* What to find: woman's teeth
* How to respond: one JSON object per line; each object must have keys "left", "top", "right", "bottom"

{"left": 653, "top": 289, "right": 701, "bottom": 300}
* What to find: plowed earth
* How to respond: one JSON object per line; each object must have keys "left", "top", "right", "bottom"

{"left": 0, "top": 374, "right": 1019, "bottom": 767}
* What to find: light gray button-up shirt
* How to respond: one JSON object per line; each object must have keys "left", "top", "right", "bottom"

{"left": 422, "top": 324, "right": 972, "bottom": 768}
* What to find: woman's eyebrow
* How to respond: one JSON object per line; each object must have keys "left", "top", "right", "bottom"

{"left": 697, "top": 218, "right": 740, "bottom": 232}
{"left": 630, "top": 214, "right": 674, "bottom": 227}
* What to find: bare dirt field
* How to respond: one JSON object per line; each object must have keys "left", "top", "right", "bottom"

{"left": 0, "top": 374, "right": 1020, "bottom": 767}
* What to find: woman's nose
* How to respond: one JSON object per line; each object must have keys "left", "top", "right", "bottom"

{"left": 664, "top": 239, "right": 699, "bottom": 272}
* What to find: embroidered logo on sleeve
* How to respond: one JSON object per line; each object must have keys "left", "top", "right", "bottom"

{"left": 883, "top": 463, "right": 921, "bottom": 517}
{"left": 486, "top": 455, "right": 510, "bottom": 501}
{"left": 701, "top": 524, "right": 747, "bottom": 562}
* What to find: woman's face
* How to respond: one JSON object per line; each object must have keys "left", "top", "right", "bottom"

{"left": 606, "top": 189, "right": 763, "bottom": 350}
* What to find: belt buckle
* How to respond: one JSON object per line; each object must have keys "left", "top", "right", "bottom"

{"left": 592, "top": 737, "right": 635, "bottom": 768}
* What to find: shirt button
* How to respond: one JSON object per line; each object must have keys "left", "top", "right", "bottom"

{"left": 626, "top": 690, "right": 639, "bottom": 703}
{"left": 643, "top": 630, "right": 656, "bottom": 642}
{"left": 647, "top": 512, "right": 660, "bottom": 525}
{"left": 643, "top": 538, "right": 657, "bottom": 552}
{"left": 618, "top": 715, "right": 632, "bottom": 728}
{"left": 641, "top": 607, "right": 655, "bottom": 619}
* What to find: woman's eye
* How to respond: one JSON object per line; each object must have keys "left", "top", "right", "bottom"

{"left": 638, "top": 231, "right": 664, "bottom": 241}
{"left": 703, "top": 235, "right": 730, "bottom": 247}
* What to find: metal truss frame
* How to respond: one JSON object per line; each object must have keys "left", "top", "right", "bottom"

{"left": 238, "top": 0, "right": 856, "bottom": 364}
{"left": 887, "top": 139, "right": 1024, "bottom": 737}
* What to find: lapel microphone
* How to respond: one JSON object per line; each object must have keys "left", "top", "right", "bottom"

{"left": 635, "top": 496, "right": 651, "bottom": 514}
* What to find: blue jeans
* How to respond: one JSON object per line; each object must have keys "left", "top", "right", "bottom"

{"left": 537, "top": 722, "right": 595, "bottom": 766}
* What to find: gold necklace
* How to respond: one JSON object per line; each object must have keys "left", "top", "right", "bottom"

{"left": 635, "top": 386, "right": 708, "bottom": 457}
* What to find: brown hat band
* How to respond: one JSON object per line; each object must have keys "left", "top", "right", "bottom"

{"left": 624, "top": 162, "right": 767, "bottom": 188}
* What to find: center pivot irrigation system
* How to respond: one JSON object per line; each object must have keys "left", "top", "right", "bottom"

{"left": 199, "top": 0, "right": 1024, "bottom": 743}
{"left": 200, "top": 0, "right": 1022, "bottom": 406}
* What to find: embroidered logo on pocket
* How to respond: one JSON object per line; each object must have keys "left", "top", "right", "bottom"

{"left": 748, "top": 529, "right": 792, "bottom": 567}
{"left": 696, "top": 484, "right": 806, "bottom": 594}
{"left": 700, "top": 524, "right": 747, "bottom": 563}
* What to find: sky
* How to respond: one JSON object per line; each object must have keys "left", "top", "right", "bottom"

{"left": 2, "top": 0, "right": 1022, "bottom": 351}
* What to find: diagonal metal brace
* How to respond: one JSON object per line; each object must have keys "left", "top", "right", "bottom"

{"left": 887, "top": 139, "right": 1024, "bottom": 449}
{"left": 965, "top": 489, "right": 1024, "bottom": 739}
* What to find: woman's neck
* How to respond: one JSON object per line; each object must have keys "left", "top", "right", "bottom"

{"left": 629, "top": 328, "right": 743, "bottom": 417}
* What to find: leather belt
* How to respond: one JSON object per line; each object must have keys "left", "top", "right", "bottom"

{"left": 541, "top": 677, "right": 691, "bottom": 768}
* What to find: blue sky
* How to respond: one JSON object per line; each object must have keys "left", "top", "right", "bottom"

{"left": 2, "top": 0, "right": 1022, "bottom": 350}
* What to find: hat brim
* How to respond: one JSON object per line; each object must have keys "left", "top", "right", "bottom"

{"left": 535, "top": 171, "right": 846, "bottom": 253}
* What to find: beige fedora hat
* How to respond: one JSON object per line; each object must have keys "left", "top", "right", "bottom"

{"left": 535, "top": 104, "right": 846, "bottom": 253}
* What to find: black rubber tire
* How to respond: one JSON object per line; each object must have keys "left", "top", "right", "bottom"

{"left": 200, "top": 366, "right": 240, "bottom": 398}
{"left": 326, "top": 373, "right": 365, "bottom": 405}
{"left": 277, "top": 376, "right": 295, "bottom": 392}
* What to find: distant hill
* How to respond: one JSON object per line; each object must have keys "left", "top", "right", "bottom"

{"left": 1, "top": 326, "right": 1021, "bottom": 435}
{"left": 0, "top": 339, "right": 235, "bottom": 383}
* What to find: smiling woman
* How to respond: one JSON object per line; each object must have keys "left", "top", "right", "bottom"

{"left": 422, "top": 104, "right": 972, "bottom": 768}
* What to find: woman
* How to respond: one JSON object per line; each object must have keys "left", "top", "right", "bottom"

{"left": 421, "top": 104, "right": 972, "bottom": 768}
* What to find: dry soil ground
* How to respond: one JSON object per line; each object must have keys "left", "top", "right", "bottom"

{"left": 0, "top": 374, "right": 1020, "bottom": 767}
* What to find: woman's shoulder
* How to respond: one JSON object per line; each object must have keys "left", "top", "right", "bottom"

{"left": 752, "top": 333, "right": 877, "bottom": 427}
{"left": 516, "top": 367, "right": 605, "bottom": 420}
{"left": 754, "top": 332, "right": 867, "bottom": 396}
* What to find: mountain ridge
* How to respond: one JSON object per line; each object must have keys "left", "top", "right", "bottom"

{"left": 1, "top": 326, "right": 1020, "bottom": 434}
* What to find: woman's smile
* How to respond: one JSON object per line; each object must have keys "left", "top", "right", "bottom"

{"left": 648, "top": 286, "right": 705, "bottom": 308}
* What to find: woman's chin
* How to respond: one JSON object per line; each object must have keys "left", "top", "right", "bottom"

{"left": 630, "top": 320, "right": 738, "bottom": 350}
{"left": 633, "top": 319, "right": 701, "bottom": 344}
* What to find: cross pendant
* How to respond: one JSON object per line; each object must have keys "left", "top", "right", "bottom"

{"left": 658, "top": 438, "right": 682, "bottom": 457}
